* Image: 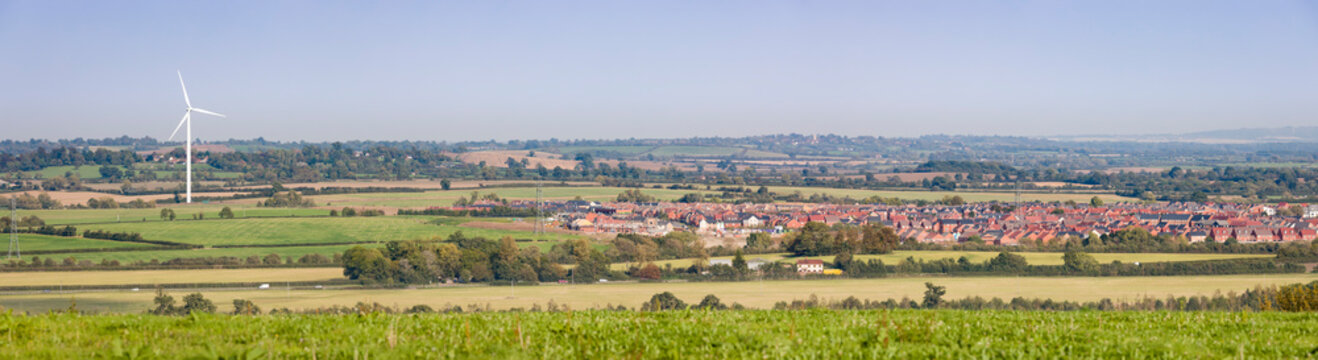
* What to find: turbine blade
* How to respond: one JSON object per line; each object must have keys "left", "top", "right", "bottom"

{"left": 169, "top": 111, "right": 189, "bottom": 140}
{"left": 177, "top": 70, "right": 191, "bottom": 108}
{"left": 191, "top": 108, "right": 226, "bottom": 118}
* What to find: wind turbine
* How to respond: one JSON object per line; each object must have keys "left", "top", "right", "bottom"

{"left": 169, "top": 71, "right": 226, "bottom": 203}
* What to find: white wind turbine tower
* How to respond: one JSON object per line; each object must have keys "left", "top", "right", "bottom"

{"left": 168, "top": 71, "right": 226, "bottom": 203}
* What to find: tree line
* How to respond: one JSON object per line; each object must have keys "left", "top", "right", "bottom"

{"left": 341, "top": 233, "right": 616, "bottom": 285}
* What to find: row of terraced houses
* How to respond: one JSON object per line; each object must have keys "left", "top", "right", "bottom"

{"left": 444, "top": 200, "right": 1318, "bottom": 244}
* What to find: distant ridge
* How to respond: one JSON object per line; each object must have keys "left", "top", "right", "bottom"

{"left": 1052, "top": 126, "right": 1318, "bottom": 144}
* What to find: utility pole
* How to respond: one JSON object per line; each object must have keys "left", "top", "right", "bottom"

{"left": 533, "top": 181, "right": 544, "bottom": 236}
{"left": 8, "top": 197, "right": 18, "bottom": 259}
{"left": 1010, "top": 154, "right": 1021, "bottom": 209}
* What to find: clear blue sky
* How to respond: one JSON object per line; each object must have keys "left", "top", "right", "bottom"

{"left": 3, "top": 1, "right": 1317, "bottom": 142}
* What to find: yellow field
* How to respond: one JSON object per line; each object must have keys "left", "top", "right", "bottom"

{"left": 1, "top": 274, "right": 1311, "bottom": 313}
{"left": 0, "top": 268, "right": 345, "bottom": 287}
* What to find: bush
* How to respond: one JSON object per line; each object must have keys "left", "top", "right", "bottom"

{"left": 641, "top": 292, "right": 688, "bottom": 311}
{"left": 232, "top": 299, "right": 261, "bottom": 315}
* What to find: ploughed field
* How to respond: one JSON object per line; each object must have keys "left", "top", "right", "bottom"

{"left": 2, "top": 274, "right": 1313, "bottom": 313}
{"left": 2, "top": 310, "right": 1314, "bottom": 358}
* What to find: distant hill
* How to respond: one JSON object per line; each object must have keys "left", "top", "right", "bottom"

{"left": 1054, "top": 126, "right": 1318, "bottom": 144}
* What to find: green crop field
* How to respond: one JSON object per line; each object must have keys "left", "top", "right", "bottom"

{"left": 2, "top": 274, "right": 1312, "bottom": 313}
{"left": 22, "top": 207, "right": 330, "bottom": 225}
{"left": 21, "top": 165, "right": 118, "bottom": 179}
{"left": 76, "top": 215, "right": 583, "bottom": 247}
{"left": 764, "top": 186, "right": 1136, "bottom": 203}
{"left": 6, "top": 234, "right": 155, "bottom": 252}
{"left": 39, "top": 243, "right": 377, "bottom": 264}
{"left": 1, "top": 310, "right": 1314, "bottom": 358}
{"left": 36, "top": 239, "right": 563, "bottom": 264}
{"left": 647, "top": 145, "right": 746, "bottom": 157}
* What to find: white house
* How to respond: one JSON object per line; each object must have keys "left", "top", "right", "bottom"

{"left": 795, "top": 259, "right": 824, "bottom": 274}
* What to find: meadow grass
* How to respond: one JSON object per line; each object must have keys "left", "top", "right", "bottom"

{"left": 2, "top": 310, "right": 1314, "bottom": 358}
{"left": 1, "top": 274, "right": 1312, "bottom": 314}
{"left": 34, "top": 239, "right": 564, "bottom": 264}
{"left": 4, "top": 234, "right": 155, "bottom": 252}
{"left": 21, "top": 207, "right": 329, "bottom": 225}
{"left": 76, "top": 216, "right": 580, "bottom": 247}
{"left": 34, "top": 243, "right": 377, "bottom": 263}
{"left": 21, "top": 165, "right": 117, "bottom": 179}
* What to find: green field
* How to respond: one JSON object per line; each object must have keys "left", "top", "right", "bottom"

{"left": 77, "top": 216, "right": 563, "bottom": 246}
{"left": 2, "top": 274, "right": 1311, "bottom": 313}
{"left": 306, "top": 186, "right": 717, "bottom": 208}
{"left": 1, "top": 310, "right": 1314, "bottom": 358}
{"left": 21, "top": 165, "right": 118, "bottom": 179}
{"left": 39, "top": 243, "right": 376, "bottom": 263}
{"left": 22, "top": 207, "right": 330, "bottom": 225}
{"left": 38, "top": 239, "right": 564, "bottom": 263}
{"left": 6, "top": 234, "right": 155, "bottom": 252}
{"left": 74, "top": 215, "right": 583, "bottom": 247}
{"left": 618, "top": 251, "right": 1272, "bottom": 271}
{"left": 764, "top": 186, "right": 1136, "bottom": 203}
{"left": 647, "top": 145, "right": 746, "bottom": 157}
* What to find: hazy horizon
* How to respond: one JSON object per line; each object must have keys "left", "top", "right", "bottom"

{"left": 4, "top": 1, "right": 1318, "bottom": 142}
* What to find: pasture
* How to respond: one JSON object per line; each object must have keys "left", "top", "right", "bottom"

{"left": 21, "top": 206, "right": 329, "bottom": 225}
{"left": 78, "top": 216, "right": 580, "bottom": 247}
{"left": 4, "top": 234, "right": 154, "bottom": 252}
{"left": 37, "top": 244, "right": 376, "bottom": 264}
{"left": 21, "top": 165, "right": 117, "bottom": 179}
{"left": 0, "top": 274, "right": 1312, "bottom": 313}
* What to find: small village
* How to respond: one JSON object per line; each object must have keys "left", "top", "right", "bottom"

{"left": 447, "top": 200, "right": 1318, "bottom": 245}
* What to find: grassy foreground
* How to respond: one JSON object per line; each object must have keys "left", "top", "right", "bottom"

{"left": 1, "top": 310, "right": 1314, "bottom": 358}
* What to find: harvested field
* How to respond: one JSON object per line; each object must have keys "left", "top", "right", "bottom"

{"left": 458, "top": 150, "right": 580, "bottom": 169}
{"left": 0, "top": 268, "right": 345, "bottom": 287}
{"left": 456, "top": 150, "right": 684, "bottom": 171}
{"left": 2, "top": 274, "right": 1312, "bottom": 313}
